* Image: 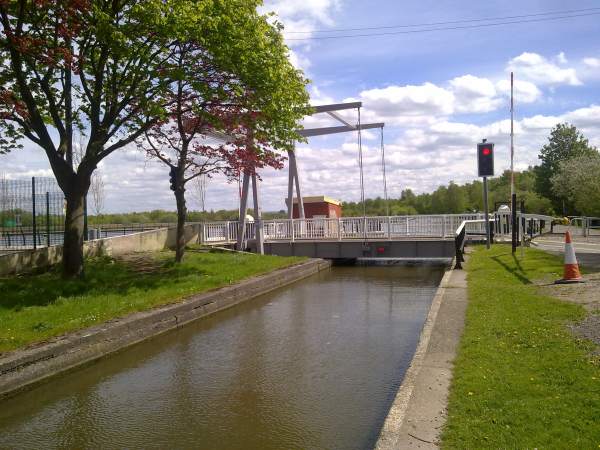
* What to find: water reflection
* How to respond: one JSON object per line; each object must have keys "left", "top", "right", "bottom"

{"left": 0, "top": 265, "right": 444, "bottom": 450}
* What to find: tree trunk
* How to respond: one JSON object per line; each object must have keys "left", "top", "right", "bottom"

{"left": 63, "top": 188, "right": 87, "bottom": 278}
{"left": 174, "top": 185, "right": 187, "bottom": 263}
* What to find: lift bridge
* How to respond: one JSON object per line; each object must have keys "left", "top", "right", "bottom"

{"left": 204, "top": 102, "right": 552, "bottom": 261}
{"left": 198, "top": 212, "right": 552, "bottom": 262}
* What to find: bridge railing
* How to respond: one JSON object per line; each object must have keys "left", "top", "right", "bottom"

{"left": 454, "top": 218, "right": 497, "bottom": 269}
{"left": 494, "top": 212, "right": 553, "bottom": 240}
{"left": 197, "top": 213, "right": 558, "bottom": 246}
{"left": 259, "top": 214, "right": 487, "bottom": 241}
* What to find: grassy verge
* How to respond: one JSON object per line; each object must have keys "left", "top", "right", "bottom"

{"left": 441, "top": 244, "right": 600, "bottom": 448}
{"left": 0, "top": 250, "right": 304, "bottom": 354}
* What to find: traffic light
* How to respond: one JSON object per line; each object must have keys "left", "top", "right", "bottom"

{"left": 477, "top": 142, "right": 494, "bottom": 177}
{"left": 169, "top": 167, "right": 177, "bottom": 191}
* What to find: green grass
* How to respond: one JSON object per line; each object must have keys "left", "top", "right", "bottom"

{"left": 0, "top": 250, "right": 304, "bottom": 354}
{"left": 441, "top": 244, "right": 600, "bottom": 449}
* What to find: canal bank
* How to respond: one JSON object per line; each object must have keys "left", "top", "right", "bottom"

{"left": 376, "top": 265, "right": 466, "bottom": 449}
{"left": 0, "top": 258, "right": 331, "bottom": 399}
{"left": 0, "top": 263, "right": 445, "bottom": 449}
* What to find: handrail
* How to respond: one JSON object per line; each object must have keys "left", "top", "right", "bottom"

{"left": 454, "top": 218, "right": 494, "bottom": 269}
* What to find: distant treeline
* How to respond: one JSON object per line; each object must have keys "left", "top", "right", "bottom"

{"left": 342, "top": 168, "right": 553, "bottom": 217}
{"left": 88, "top": 209, "right": 287, "bottom": 225}
{"left": 87, "top": 168, "right": 553, "bottom": 224}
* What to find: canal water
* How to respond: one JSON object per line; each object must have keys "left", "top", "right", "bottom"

{"left": 0, "top": 265, "right": 444, "bottom": 450}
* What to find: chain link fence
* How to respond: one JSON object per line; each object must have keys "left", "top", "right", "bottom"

{"left": 0, "top": 177, "right": 65, "bottom": 253}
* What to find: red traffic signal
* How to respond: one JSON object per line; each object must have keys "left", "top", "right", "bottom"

{"left": 477, "top": 142, "right": 494, "bottom": 177}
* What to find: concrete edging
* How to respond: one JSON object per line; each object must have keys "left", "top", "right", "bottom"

{"left": 0, "top": 258, "right": 331, "bottom": 399}
{"left": 375, "top": 262, "right": 459, "bottom": 449}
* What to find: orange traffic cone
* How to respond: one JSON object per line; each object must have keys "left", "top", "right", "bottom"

{"left": 555, "top": 231, "right": 584, "bottom": 284}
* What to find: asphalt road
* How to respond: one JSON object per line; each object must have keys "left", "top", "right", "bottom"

{"left": 532, "top": 234, "right": 600, "bottom": 270}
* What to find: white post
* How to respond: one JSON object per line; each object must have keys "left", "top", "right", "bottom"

{"left": 289, "top": 150, "right": 305, "bottom": 219}
{"left": 287, "top": 149, "right": 295, "bottom": 219}
{"left": 251, "top": 173, "right": 264, "bottom": 255}
{"left": 237, "top": 172, "right": 250, "bottom": 250}
{"left": 291, "top": 218, "right": 295, "bottom": 242}
{"left": 387, "top": 216, "right": 391, "bottom": 240}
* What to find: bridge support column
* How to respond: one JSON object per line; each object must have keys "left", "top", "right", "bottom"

{"left": 252, "top": 173, "right": 264, "bottom": 255}
{"left": 237, "top": 172, "right": 250, "bottom": 250}
{"left": 287, "top": 149, "right": 305, "bottom": 219}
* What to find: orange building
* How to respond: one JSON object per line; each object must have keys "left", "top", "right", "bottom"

{"left": 286, "top": 196, "right": 342, "bottom": 219}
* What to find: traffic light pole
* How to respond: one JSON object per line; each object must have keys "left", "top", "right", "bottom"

{"left": 483, "top": 176, "right": 491, "bottom": 249}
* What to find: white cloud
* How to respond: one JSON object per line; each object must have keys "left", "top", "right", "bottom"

{"left": 495, "top": 79, "right": 541, "bottom": 104}
{"left": 556, "top": 52, "right": 568, "bottom": 64}
{"left": 357, "top": 83, "right": 455, "bottom": 124}
{"left": 262, "top": 0, "right": 341, "bottom": 44}
{"left": 507, "top": 52, "right": 581, "bottom": 86}
{"left": 583, "top": 57, "right": 600, "bottom": 68}
{"left": 449, "top": 75, "right": 502, "bottom": 113}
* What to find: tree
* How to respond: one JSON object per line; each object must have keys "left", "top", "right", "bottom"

{"left": 551, "top": 152, "right": 600, "bottom": 217}
{"left": 89, "top": 171, "right": 104, "bottom": 217}
{"left": 446, "top": 182, "right": 466, "bottom": 213}
{"left": 0, "top": 1, "right": 187, "bottom": 276}
{"left": 534, "top": 123, "right": 597, "bottom": 214}
{"left": 140, "top": 25, "right": 308, "bottom": 262}
{"left": 0, "top": 0, "right": 309, "bottom": 276}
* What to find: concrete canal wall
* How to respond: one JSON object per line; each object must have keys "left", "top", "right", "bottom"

{"left": 0, "top": 258, "right": 332, "bottom": 399}
{"left": 0, "top": 224, "right": 201, "bottom": 276}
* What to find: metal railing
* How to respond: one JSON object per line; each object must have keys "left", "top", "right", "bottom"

{"left": 494, "top": 212, "right": 552, "bottom": 241}
{"left": 568, "top": 216, "right": 600, "bottom": 237}
{"left": 198, "top": 214, "right": 488, "bottom": 245}
{"left": 454, "top": 218, "right": 496, "bottom": 269}
{"left": 87, "top": 223, "right": 172, "bottom": 240}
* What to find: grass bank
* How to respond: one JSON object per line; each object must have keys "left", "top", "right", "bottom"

{"left": 0, "top": 250, "right": 304, "bottom": 354}
{"left": 441, "top": 245, "right": 600, "bottom": 448}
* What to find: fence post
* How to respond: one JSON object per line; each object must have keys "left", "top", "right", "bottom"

{"left": 291, "top": 218, "right": 295, "bottom": 242}
{"left": 387, "top": 216, "right": 391, "bottom": 240}
{"left": 31, "top": 177, "right": 37, "bottom": 250}
{"left": 84, "top": 196, "right": 89, "bottom": 240}
{"left": 46, "top": 191, "right": 50, "bottom": 247}
{"left": 442, "top": 215, "right": 447, "bottom": 238}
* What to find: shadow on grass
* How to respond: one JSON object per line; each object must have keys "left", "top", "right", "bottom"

{"left": 0, "top": 256, "right": 202, "bottom": 311}
{"left": 490, "top": 253, "right": 532, "bottom": 285}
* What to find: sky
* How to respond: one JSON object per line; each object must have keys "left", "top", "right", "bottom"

{"left": 2, "top": 0, "right": 600, "bottom": 213}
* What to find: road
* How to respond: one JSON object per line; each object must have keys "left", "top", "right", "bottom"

{"left": 532, "top": 234, "right": 600, "bottom": 269}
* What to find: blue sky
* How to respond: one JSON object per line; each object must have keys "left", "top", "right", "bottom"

{"left": 2, "top": 0, "right": 600, "bottom": 213}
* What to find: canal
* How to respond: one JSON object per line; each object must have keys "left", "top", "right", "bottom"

{"left": 0, "top": 265, "right": 444, "bottom": 450}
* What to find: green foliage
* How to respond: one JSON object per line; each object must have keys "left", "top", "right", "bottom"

{"left": 441, "top": 245, "right": 600, "bottom": 448}
{"left": 534, "top": 123, "right": 598, "bottom": 214}
{"left": 551, "top": 152, "right": 600, "bottom": 217}
{"left": 0, "top": 0, "right": 309, "bottom": 276}
{"left": 0, "top": 250, "right": 304, "bottom": 353}
{"left": 342, "top": 169, "right": 555, "bottom": 216}
{"left": 88, "top": 209, "right": 287, "bottom": 225}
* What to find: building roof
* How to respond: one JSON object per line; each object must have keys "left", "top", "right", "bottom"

{"left": 285, "top": 196, "right": 342, "bottom": 206}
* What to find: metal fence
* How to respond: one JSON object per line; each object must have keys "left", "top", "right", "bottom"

{"left": 0, "top": 177, "right": 65, "bottom": 252}
{"left": 87, "top": 223, "right": 173, "bottom": 240}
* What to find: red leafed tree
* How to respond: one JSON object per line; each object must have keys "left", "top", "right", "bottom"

{"left": 139, "top": 43, "right": 286, "bottom": 262}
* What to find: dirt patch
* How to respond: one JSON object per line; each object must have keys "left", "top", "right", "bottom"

{"left": 535, "top": 272, "right": 600, "bottom": 312}
{"left": 569, "top": 314, "right": 600, "bottom": 356}
{"left": 114, "top": 252, "right": 164, "bottom": 274}
{"left": 535, "top": 269, "right": 600, "bottom": 358}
